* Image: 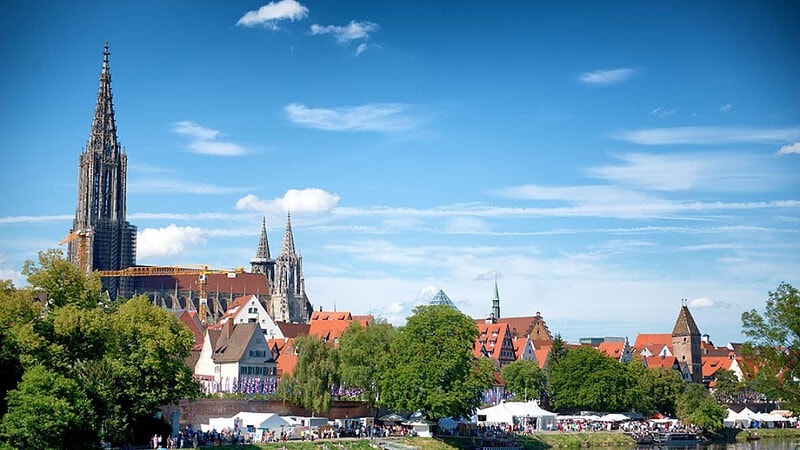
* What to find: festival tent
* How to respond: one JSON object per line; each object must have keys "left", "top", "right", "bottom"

{"left": 476, "top": 400, "right": 556, "bottom": 430}
{"left": 599, "top": 413, "right": 630, "bottom": 422}
{"left": 723, "top": 408, "right": 750, "bottom": 428}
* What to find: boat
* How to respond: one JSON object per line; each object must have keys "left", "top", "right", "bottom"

{"left": 653, "top": 432, "right": 703, "bottom": 447}
{"left": 745, "top": 432, "right": 760, "bottom": 441}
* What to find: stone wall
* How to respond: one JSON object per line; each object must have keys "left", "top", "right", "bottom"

{"left": 162, "top": 399, "right": 375, "bottom": 429}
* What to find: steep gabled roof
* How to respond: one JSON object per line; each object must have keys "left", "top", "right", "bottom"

{"left": 598, "top": 342, "right": 624, "bottom": 359}
{"left": 644, "top": 355, "right": 679, "bottom": 370}
{"left": 475, "top": 322, "right": 514, "bottom": 362}
{"left": 702, "top": 355, "right": 735, "bottom": 378}
{"left": 174, "top": 309, "right": 205, "bottom": 350}
{"left": 213, "top": 322, "right": 260, "bottom": 364}
{"left": 272, "top": 338, "right": 298, "bottom": 377}
{"left": 310, "top": 311, "right": 352, "bottom": 321}
{"left": 309, "top": 318, "right": 351, "bottom": 344}
{"left": 277, "top": 322, "right": 310, "bottom": 338}
{"left": 672, "top": 305, "right": 701, "bottom": 337}
{"left": 496, "top": 313, "right": 552, "bottom": 340}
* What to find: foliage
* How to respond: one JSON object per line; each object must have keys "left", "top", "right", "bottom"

{"left": 0, "top": 251, "right": 200, "bottom": 448}
{"left": 626, "top": 359, "right": 684, "bottom": 416}
{"left": 1, "top": 365, "right": 98, "bottom": 450}
{"left": 501, "top": 358, "right": 546, "bottom": 402}
{"left": 21, "top": 249, "right": 102, "bottom": 309}
{"left": 548, "top": 345, "right": 634, "bottom": 412}
{"left": 280, "top": 334, "right": 339, "bottom": 414}
{"left": 0, "top": 280, "right": 39, "bottom": 416}
{"left": 338, "top": 319, "right": 394, "bottom": 406}
{"left": 677, "top": 383, "right": 726, "bottom": 431}
{"left": 377, "top": 304, "right": 494, "bottom": 420}
{"left": 712, "top": 368, "right": 743, "bottom": 403}
{"left": 741, "top": 282, "right": 800, "bottom": 412}
{"left": 543, "top": 333, "right": 568, "bottom": 408}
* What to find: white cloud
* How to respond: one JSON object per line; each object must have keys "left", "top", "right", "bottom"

{"left": 284, "top": 103, "right": 418, "bottom": 132}
{"left": 310, "top": 20, "right": 378, "bottom": 43}
{"left": 587, "top": 152, "right": 781, "bottom": 193}
{"left": 614, "top": 126, "right": 800, "bottom": 145}
{"left": 689, "top": 297, "right": 733, "bottom": 309}
{"left": 236, "top": 188, "right": 340, "bottom": 214}
{"left": 650, "top": 107, "right": 676, "bottom": 118}
{"left": 778, "top": 142, "right": 800, "bottom": 155}
{"left": 720, "top": 103, "right": 732, "bottom": 112}
{"left": 0, "top": 214, "right": 72, "bottom": 224}
{"left": 137, "top": 224, "right": 205, "bottom": 258}
{"left": 445, "top": 217, "right": 490, "bottom": 233}
{"left": 171, "top": 121, "right": 246, "bottom": 156}
{"left": 355, "top": 43, "right": 368, "bottom": 56}
{"left": 579, "top": 68, "right": 635, "bottom": 85}
{"left": 236, "top": 0, "right": 309, "bottom": 29}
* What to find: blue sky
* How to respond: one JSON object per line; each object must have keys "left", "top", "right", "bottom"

{"left": 1, "top": 1, "right": 799, "bottom": 345}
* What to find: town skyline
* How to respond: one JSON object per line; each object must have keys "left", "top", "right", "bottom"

{"left": 1, "top": 1, "right": 799, "bottom": 345}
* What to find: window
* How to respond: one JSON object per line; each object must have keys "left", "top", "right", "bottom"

{"left": 248, "top": 307, "right": 258, "bottom": 314}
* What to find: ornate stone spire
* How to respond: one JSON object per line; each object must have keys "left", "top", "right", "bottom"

{"left": 279, "top": 212, "right": 296, "bottom": 256}
{"left": 88, "top": 42, "right": 121, "bottom": 158}
{"left": 256, "top": 217, "right": 271, "bottom": 259}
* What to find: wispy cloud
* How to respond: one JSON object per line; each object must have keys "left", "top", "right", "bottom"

{"left": 236, "top": 188, "right": 340, "bottom": 214}
{"left": 172, "top": 121, "right": 247, "bottom": 156}
{"left": 614, "top": 126, "right": 800, "bottom": 145}
{"left": 689, "top": 297, "right": 733, "bottom": 309}
{"left": 719, "top": 103, "right": 732, "bottom": 112}
{"left": 579, "top": 68, "right": 636, "bottom": 86}
{"left": 0, "top": 214, "right": 72, "bottom": 224}
{"left": 778, "top": 142, "right": 800, "bottom": 155}
{"left": 587, "top": 152, "right": 783, "bottom": 192}
{"left": 236, "top": 0, "right": 308, "bottom": 29}
{"left": 128, "top": 178, "right": 250, "bottom": 194}
{"left": 310, "top": 20, "right": 378, "bottom": 43}
{"left": 284, "top": 103, "right": 419, "bottom": 132}
{"left": 650, "top": 107, "right": 676, "bottom": 118}
{"left": 137, "top": 224, "right": 205, "bottom": 258}
{"left": 355, "top": 43, "right": 368, "bottom": 56}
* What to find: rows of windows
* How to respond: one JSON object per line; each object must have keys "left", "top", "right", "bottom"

{"left": 249, "top": 350, "right": 267, "bottom": 357}
{"left": 239, "top": 365, "right": 276, "bottom": 376}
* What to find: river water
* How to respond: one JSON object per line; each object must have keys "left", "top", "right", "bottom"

{"left": 619, "top": 439, "right": 800, "bottom": 450}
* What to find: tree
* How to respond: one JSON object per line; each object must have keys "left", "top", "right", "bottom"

{"left": 377, "top": 304, "right": 494, "bottom": 421}
{"left": 0, "top": 280, "right": 40, "bottom": 416}
{"left": 501, "top": 359, "right": 546, "bottom": 402}
{"left": 1, "top": 251, "right": 200, "bottom": 447}
{"left": 543, "top": 333, "right": 568, "bottom": 408}
{"left": 626, "top": 359, "right": 684, "bottom": 416}
{"left": 280, "top": 334, "right": 339, "bottom": 414}
{"left": 712, "top": 369, "right": 743, "bottom": 404}
{"left": 549, "top": 345, "right": 634, "bottom": 412}
{"left": 677, "top": 383, "right": 725, "bottom": 432}
{"left": 741, "top": 282, "right": 800, "bottom": 412}
{"left": 1, "top": 365, "right": 98, "bottom": 450}
{"left": 338, "top": 319, "right": 394, "bottom": 406}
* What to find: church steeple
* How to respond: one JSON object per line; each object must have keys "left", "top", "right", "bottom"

{"left": 280, "top": 212, "right": 296, "bottom": 256}
{"left": 88, "top": 42, "right": 121, "bottom": 159}
{"left": 257, "top": 217, "right": 271, "bottom": 259}
{"left": 68, "top": 43, "right": 137, "bottom": 299}
{"left": 491, "top": 276, "right": 500, "bottom": 320}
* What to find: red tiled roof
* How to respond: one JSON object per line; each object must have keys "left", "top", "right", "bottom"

{"left": 533, "top": 348, "right": 550, "bottom": 369}
{"left": 702, "top": 355, "right": 734, "bottom": 377}
{"left": 309, "top": 319, "right": 352, "bottom": 344}
{"left": 277, "top": 322, "right": 310, "bottom": 338}
{"left": 270, "top": 338, "right": 298, "bottom": 377}
{"left": 598, "top": 342, "right": 624, "bottom": 358}
{"left": 634, "top": 333, "right": 672, "bottom": 349}
{"left": 644, "top": 355, "right": 678, "bottom": 369}
{"left": 513, "top": 336, "right": 529, "bottom": 360}
{"left": 133, "top": 272, "right": 270, "bottom": 297}
{"left": 476, "top": 322, "right": 514, "bottom": 363}
{"left": 310, "top": 311, "right": 352, "bottom": 321}
{"left": 352, "top": 315, "right": 374, "bottom": 327}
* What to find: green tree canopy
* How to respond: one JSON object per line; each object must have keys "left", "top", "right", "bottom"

{"left": 501, "top": 358, "right": 546, "bottom": 402}
{"left": 677, "top": 383, "right": 726, "bottom": 432}
{"left": 21, "top": 249, "right": 101, "bottom": 309}
{"left": 626, "top": 359, "right": 684, "bottom": 417}
{"left": 377, "top": 304, "right": 494, "bottom": 421}
{"left": 741, "top": 282, "right": 800, "bottom": 412}
{"left": 712, "top": 368, "right": 743, "bottom": 404}
{"left": 279, "top": 334, "right": 339, "bottom": 414}
{"left": 549, "top": 345, "right": 634, "bottom": 412}
{"left": 338, "top": 319, "right": 394, "bottom": 406}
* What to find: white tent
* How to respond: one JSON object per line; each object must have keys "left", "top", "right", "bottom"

{"left": 476, "top": 400, "right": 556, "bottom": 430}
{"left": 599, "top": 413, "right": 630, "bottom": 422}
{"left": 723, "top": 408, "right": 750, "bottom": 429}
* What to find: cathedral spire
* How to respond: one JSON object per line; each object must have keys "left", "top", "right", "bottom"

{"left": 279, "top": 212, "right": 296, "bottom": 256}
{"left": 257, "top": 217, "right": 271, "bottom": 259}
{"left": 87, "top": 42, "right": 121, "bottom": 158}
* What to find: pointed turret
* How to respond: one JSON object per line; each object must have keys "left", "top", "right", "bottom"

{"left": 250, "top": 217, "right": 275, "bottom": 279}
{"left": 279, "top": 212, "right": 296, "bottom": 256}
{"left": 672, "top": 299, "right": 702, "bottom": 383}
{"left": 672, "top": 301, "right": 701, "bottom": 336}
{"left": 257, "top": 217, "right": 271, "bottom": 259}
{"left": 491, "top": 276, "right": 500, "bottom": 320}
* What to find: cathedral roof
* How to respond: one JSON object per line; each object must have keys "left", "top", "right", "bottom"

{"left": 256, "top": 217, "right": 271, "bottom": 259}
{"left": 672, "top": 305, "right": 701, "bottom": 337}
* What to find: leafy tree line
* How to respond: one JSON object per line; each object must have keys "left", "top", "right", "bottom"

{"left": 0, "top": 250, "right": 199, "bottom": 449}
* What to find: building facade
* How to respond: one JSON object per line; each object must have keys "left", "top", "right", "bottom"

{"left": 68, "top": 43, "right": 136, "bottom": 298}
{"left": 268, "top": 214, "right": 312, "bottom": 323}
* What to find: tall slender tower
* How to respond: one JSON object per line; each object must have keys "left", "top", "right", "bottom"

{"left": 269, "top": 213, "right": 312, "bottom": 323}
{"left": 68, "top": 43, "right": 137, "bottom": 298}
{"left": 250, "top": 217, "right": 276, "bottom": 282}
{"left": 672, "top": 300, "right": 702, "bottom": 383}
